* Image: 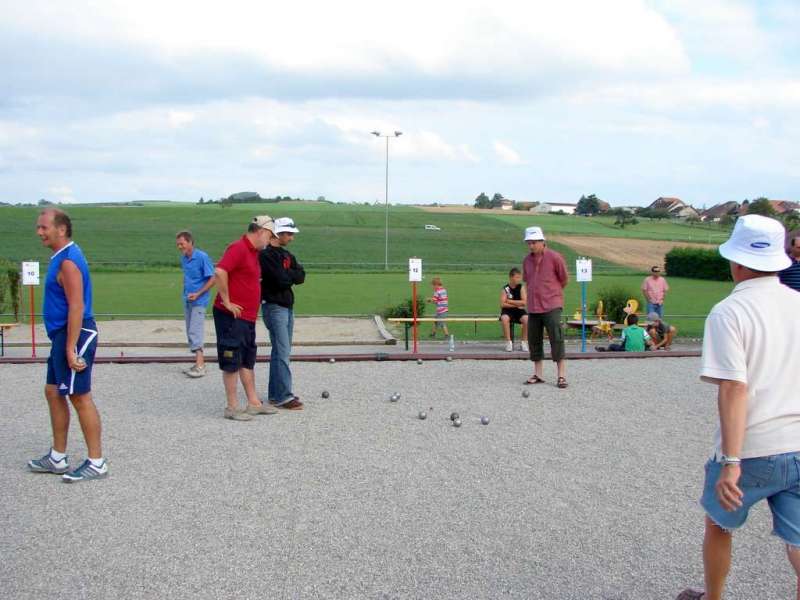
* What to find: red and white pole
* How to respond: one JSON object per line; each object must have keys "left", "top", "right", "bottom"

{"left": 30, "top": 286, "right": 36, "bottom": 358}
{"left": 412, "top": 281, "right": 418, "bottom": 354}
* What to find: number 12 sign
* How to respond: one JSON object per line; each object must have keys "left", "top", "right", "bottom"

{"left": 408, "top": 258, "right": 422, "bottom": 282}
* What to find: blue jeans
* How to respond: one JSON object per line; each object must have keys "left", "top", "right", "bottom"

{"left": 262, "top": 303, "right": 294, "bottom": 405}
{"left": 646, "top": 302, "right": 663, "bottom": 318}
{"left": 701, "top": 452, "right": 800, "bottom": 546}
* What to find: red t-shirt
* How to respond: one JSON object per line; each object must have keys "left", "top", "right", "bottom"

{"left": 523, "top": 248, "right": 569, "bottom": 314}
{"left": 213, "top": 235, "right": 261, "bottom": 322}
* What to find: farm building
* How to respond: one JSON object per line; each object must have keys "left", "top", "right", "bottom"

{"left": 530, "top": 202, "right": 577, "bottom": 215}
{"left": 647, "top": 197, "right": 700, "bottom": 219}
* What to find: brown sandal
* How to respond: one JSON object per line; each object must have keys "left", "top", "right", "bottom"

{"left": 557, "top": 377, "right": 568, "bottom": 389}
{"left": 525, "top": 375, "right": 545, "bottom": 385}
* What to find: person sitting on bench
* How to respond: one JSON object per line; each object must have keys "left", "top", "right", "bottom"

{"left": 596, "top": 313, "right": 652, "bottom": 352}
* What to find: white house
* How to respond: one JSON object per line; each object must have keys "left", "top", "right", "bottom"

{"left": 530, "top": 202, "right": 577, "bottom": 215}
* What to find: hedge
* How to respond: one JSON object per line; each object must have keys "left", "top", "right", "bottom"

{"left": 664, "top": 247, "right": 731, "bottom": 281}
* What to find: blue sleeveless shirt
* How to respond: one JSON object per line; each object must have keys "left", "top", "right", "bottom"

{"left": 43, "top": 242, "right": 94, "bottom": 337}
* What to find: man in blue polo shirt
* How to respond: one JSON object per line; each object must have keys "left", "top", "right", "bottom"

{"left": 176, "top": 231, "right": 216, "bottom": 377}
{"left": 779, "top": 234, "right": 800, "bottom": 292}
{"left": 28, "top": 208, "right": 106, "bottom": 483}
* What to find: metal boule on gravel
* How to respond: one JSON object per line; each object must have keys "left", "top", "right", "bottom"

{"left": 446, "top": 356, "right": 453, "bottom": 362}
{"left": 453, "top": 418, "right": 462, "bottom": 428}
{"left": 480, "top": 416, "right": 490, "bottom": 425}
{"left": 418, "top": 411, "right": 427, "bottom": 420}
{"left": 450, "top": 412, "right": 459, "bottom": 421}
{"left": 329, "top": 358, "right": 336, "bottom": 364}
{"left": 522, "top": 390, "right": 530, "bottom": 398}
{"left": 416, "top": 358, "right": 423, "bottom": 365}
{"left": 390, "top": 393, "right": 399, "bottom": 402}
{"left": 321, "top": 391, "right": 330, "bottom": 399}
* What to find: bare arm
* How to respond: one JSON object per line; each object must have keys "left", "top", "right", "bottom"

{"left": 60, "top": 260, "right": 86, "bottom": 371}
{"left": 715, "top": 379, "right": 748, "bottom": 511}
{"left": 214, "top": 268, "right": 242, "bottom": 318}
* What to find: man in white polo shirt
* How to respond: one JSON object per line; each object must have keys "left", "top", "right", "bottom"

{"left": 677, "top": 215, "right": 800, "bottom": 600}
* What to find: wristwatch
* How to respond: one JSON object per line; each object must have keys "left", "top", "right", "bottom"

{"left": 720, "top": 455, "right": 741, "bottom": 466}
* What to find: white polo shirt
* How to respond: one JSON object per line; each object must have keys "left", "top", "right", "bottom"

{"left": 701, "top": 276, "right": 800, "bottom": 459}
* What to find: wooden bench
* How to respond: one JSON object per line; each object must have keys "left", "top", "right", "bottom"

{"left": 387, "top": 317, "right": 500, "bottom": 350}
{"left": 0, "top": 323, "right": 18, "bottom": 357}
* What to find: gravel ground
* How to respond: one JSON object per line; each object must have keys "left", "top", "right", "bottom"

{"left": 0, "top": 359, "right": 791, "bottom": 599}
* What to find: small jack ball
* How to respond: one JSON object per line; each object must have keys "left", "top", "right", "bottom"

{"left": 480, "top": 416, "right": 490, "bottom": 425}
{"left": 450, "top": 412, "right": 459, "bottom": 421}
{"left": 522, "top": 390, "right": 530, "bottom": 398}
{"left": 418, "top": 411, "right": 427, "bottom": 420}
{"left": 453, "top": 418, "right": 462, "bottom": 428}
{"left": 321, "top": 391, "right": 330, "bottom": 399}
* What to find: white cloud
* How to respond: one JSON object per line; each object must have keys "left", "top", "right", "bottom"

{"left": 47, "top": 185, "right": 76, "bottom": 203}
{"left": 493, "top": 141, "right": 523, "bottom": 165}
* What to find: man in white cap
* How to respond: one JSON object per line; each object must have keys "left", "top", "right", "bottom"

{"left": 677, "top": 215, "right": 800, "bottom": 600}
{"left": 259, "top": 217, "right": 306, "bottom": 410}
{"left": 521, "top": 226, "right": 569, "bottom": 388}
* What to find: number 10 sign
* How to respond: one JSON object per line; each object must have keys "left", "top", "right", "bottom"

{"left": 21, "top": 261, "right": 40, "bottom": 286}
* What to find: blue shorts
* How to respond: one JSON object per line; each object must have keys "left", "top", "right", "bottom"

{"left": 701, "top": 452, "right": 800, "bottom": 547}
{"left": 46, "top": 319, "right": 98, "bottom": 397}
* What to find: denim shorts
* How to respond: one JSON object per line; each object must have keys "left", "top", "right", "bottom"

{"left": 701, "top": 452, "right": 800, "bottom": 546}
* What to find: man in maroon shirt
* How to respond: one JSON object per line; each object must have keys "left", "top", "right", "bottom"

{"left": 522, "top": 226, "right": 570, "bottom": 388}
{"left": 213, "top": 215, "right": 278, "bottom": 421}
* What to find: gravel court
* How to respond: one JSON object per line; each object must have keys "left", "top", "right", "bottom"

{"left": 0, "top": 359, "right": 792, "bottom": 599}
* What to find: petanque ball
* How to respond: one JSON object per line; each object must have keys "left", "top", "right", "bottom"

{"left": 446, "top": 356, "right": 453, "bottom": 362}
{"left": 453, "top": 418, "right": 462, "bottom": 428}
{"left": 321, "top": 391, "right": 330, "bottom": 399}
{"left": 329, "top": 358, "right": 336, "bottom": 364}
{"left": 418, "top": 411, "right": 427, "bottom": 420}
{"left": 480, "top": 416, "right": 490, "bottom": 425}
{"left": 416, "top": 358, "right": 423, "bottom": 365}
{"left": 522, "top": 390, "right": 530, "bottom": 398}
{"left": 450, "top": 412, "right": 459, "bottom": 421}
{"left": 390, "top": 394, "right": 399, "bottom": 402}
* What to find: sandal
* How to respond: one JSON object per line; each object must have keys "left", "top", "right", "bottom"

{"left": 557, "top": 377, "right": 568, "bottom": 389}
{"left": 525, "top": 375, "right": 545, "bottom": 385}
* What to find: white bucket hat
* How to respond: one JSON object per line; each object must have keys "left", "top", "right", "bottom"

{"left": 718, "top": 214, "right": 791, "bottom": 272}
{"left": 524, "top": 226, "right": 545, "bottom": 242}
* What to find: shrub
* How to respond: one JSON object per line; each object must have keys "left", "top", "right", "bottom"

{"left": 665, "top": 247, "right": 731, "bottom": 281}
{"left": 594, "top": 285, "right": 642, "bottom": 323}
{"left": 383, "top": 295, "right": 426, "bottom": 319}
{"left": 0, "top": 257, "right": 21, "bottom": 319}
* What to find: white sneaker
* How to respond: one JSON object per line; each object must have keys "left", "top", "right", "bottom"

{"left": 520, "top": 341, "right": 529, "bottom": 352}
{"left": 504, "top": 340, "right": 513, "bottom": 352}
{"left": 185, "top": 365, "right": 207, "bottom": 378}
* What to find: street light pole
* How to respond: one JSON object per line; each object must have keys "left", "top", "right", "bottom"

{"left": 372, "top": 130, "right": 402, "bottom": 271}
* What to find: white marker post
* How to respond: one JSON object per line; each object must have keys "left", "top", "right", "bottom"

{"left": 408, "top": 258, "right": 423, "bottom": 354}
{"left": 21, "top": 261, "right": 40, "bottom": 358}
{"left": 575, "top": 258, "right": 592, "bottom": 352}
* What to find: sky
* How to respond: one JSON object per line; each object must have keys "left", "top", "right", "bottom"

{"left": 1, "top": 0, "right": 799, "bottom": 207}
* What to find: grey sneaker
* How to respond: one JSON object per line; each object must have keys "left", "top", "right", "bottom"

{"left": 28, "top": 451, "right": 69, "bottom": 474}
{"left": 62, "top": 459, "right": 108, "bottom": 483}
{"left": 224, "top": 407, "right": 253, "bottom": 421}
{"left": 676, "top": 589, "right": 704, "bottom": 600}
{"left": 245, "top": 403, "right": 278, "bottom": 415}
{"left": 185, "top": 365, "right": 207, "bottom": 378}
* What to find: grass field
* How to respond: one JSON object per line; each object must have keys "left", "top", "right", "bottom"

{"left": 1, "top": 202, "right": 727, "bottom": 273}
{"left": 10, "top": 270, "right": 731, "bottom": 338}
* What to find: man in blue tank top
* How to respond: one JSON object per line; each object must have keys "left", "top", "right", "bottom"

{"left": 27, "top": 209, "right": 107, "bottom": 483}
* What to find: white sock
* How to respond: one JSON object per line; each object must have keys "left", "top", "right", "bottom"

{"left": 49, "top": 449, "right": 66, "bottom": 462}
{"left": 88, "top": 457, "right": 105, "bottom": 468}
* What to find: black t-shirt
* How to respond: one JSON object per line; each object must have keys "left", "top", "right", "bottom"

{"left": 502, "top": 283, "right": 524, "bottom": 314}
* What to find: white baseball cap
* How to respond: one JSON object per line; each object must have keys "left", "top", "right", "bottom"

{"left": 718, "top": 214, "right": 791, "bottom": 272}
{"left": 251, "top": 215, "right": 274, "bottom": 231}
{"left": 273, "top": 217, "right": 299, "bottom": 234}
{"left": 524, "top": 226, "right": 545, "bottom": 242}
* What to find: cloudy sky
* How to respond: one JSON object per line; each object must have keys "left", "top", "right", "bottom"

{"left": 1, "top": 0, "right": 799, "bottom": 207}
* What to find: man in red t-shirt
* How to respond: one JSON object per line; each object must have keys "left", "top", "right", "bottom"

{"left": 213, "top": 215, "right": 277, "bottom": 421}
{"left": 522, "top": 226, "right": 570, "bottom": 389}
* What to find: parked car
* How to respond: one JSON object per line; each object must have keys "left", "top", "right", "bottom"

{"left": 424, "top": 224, "right": 441, "bottom": 231}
